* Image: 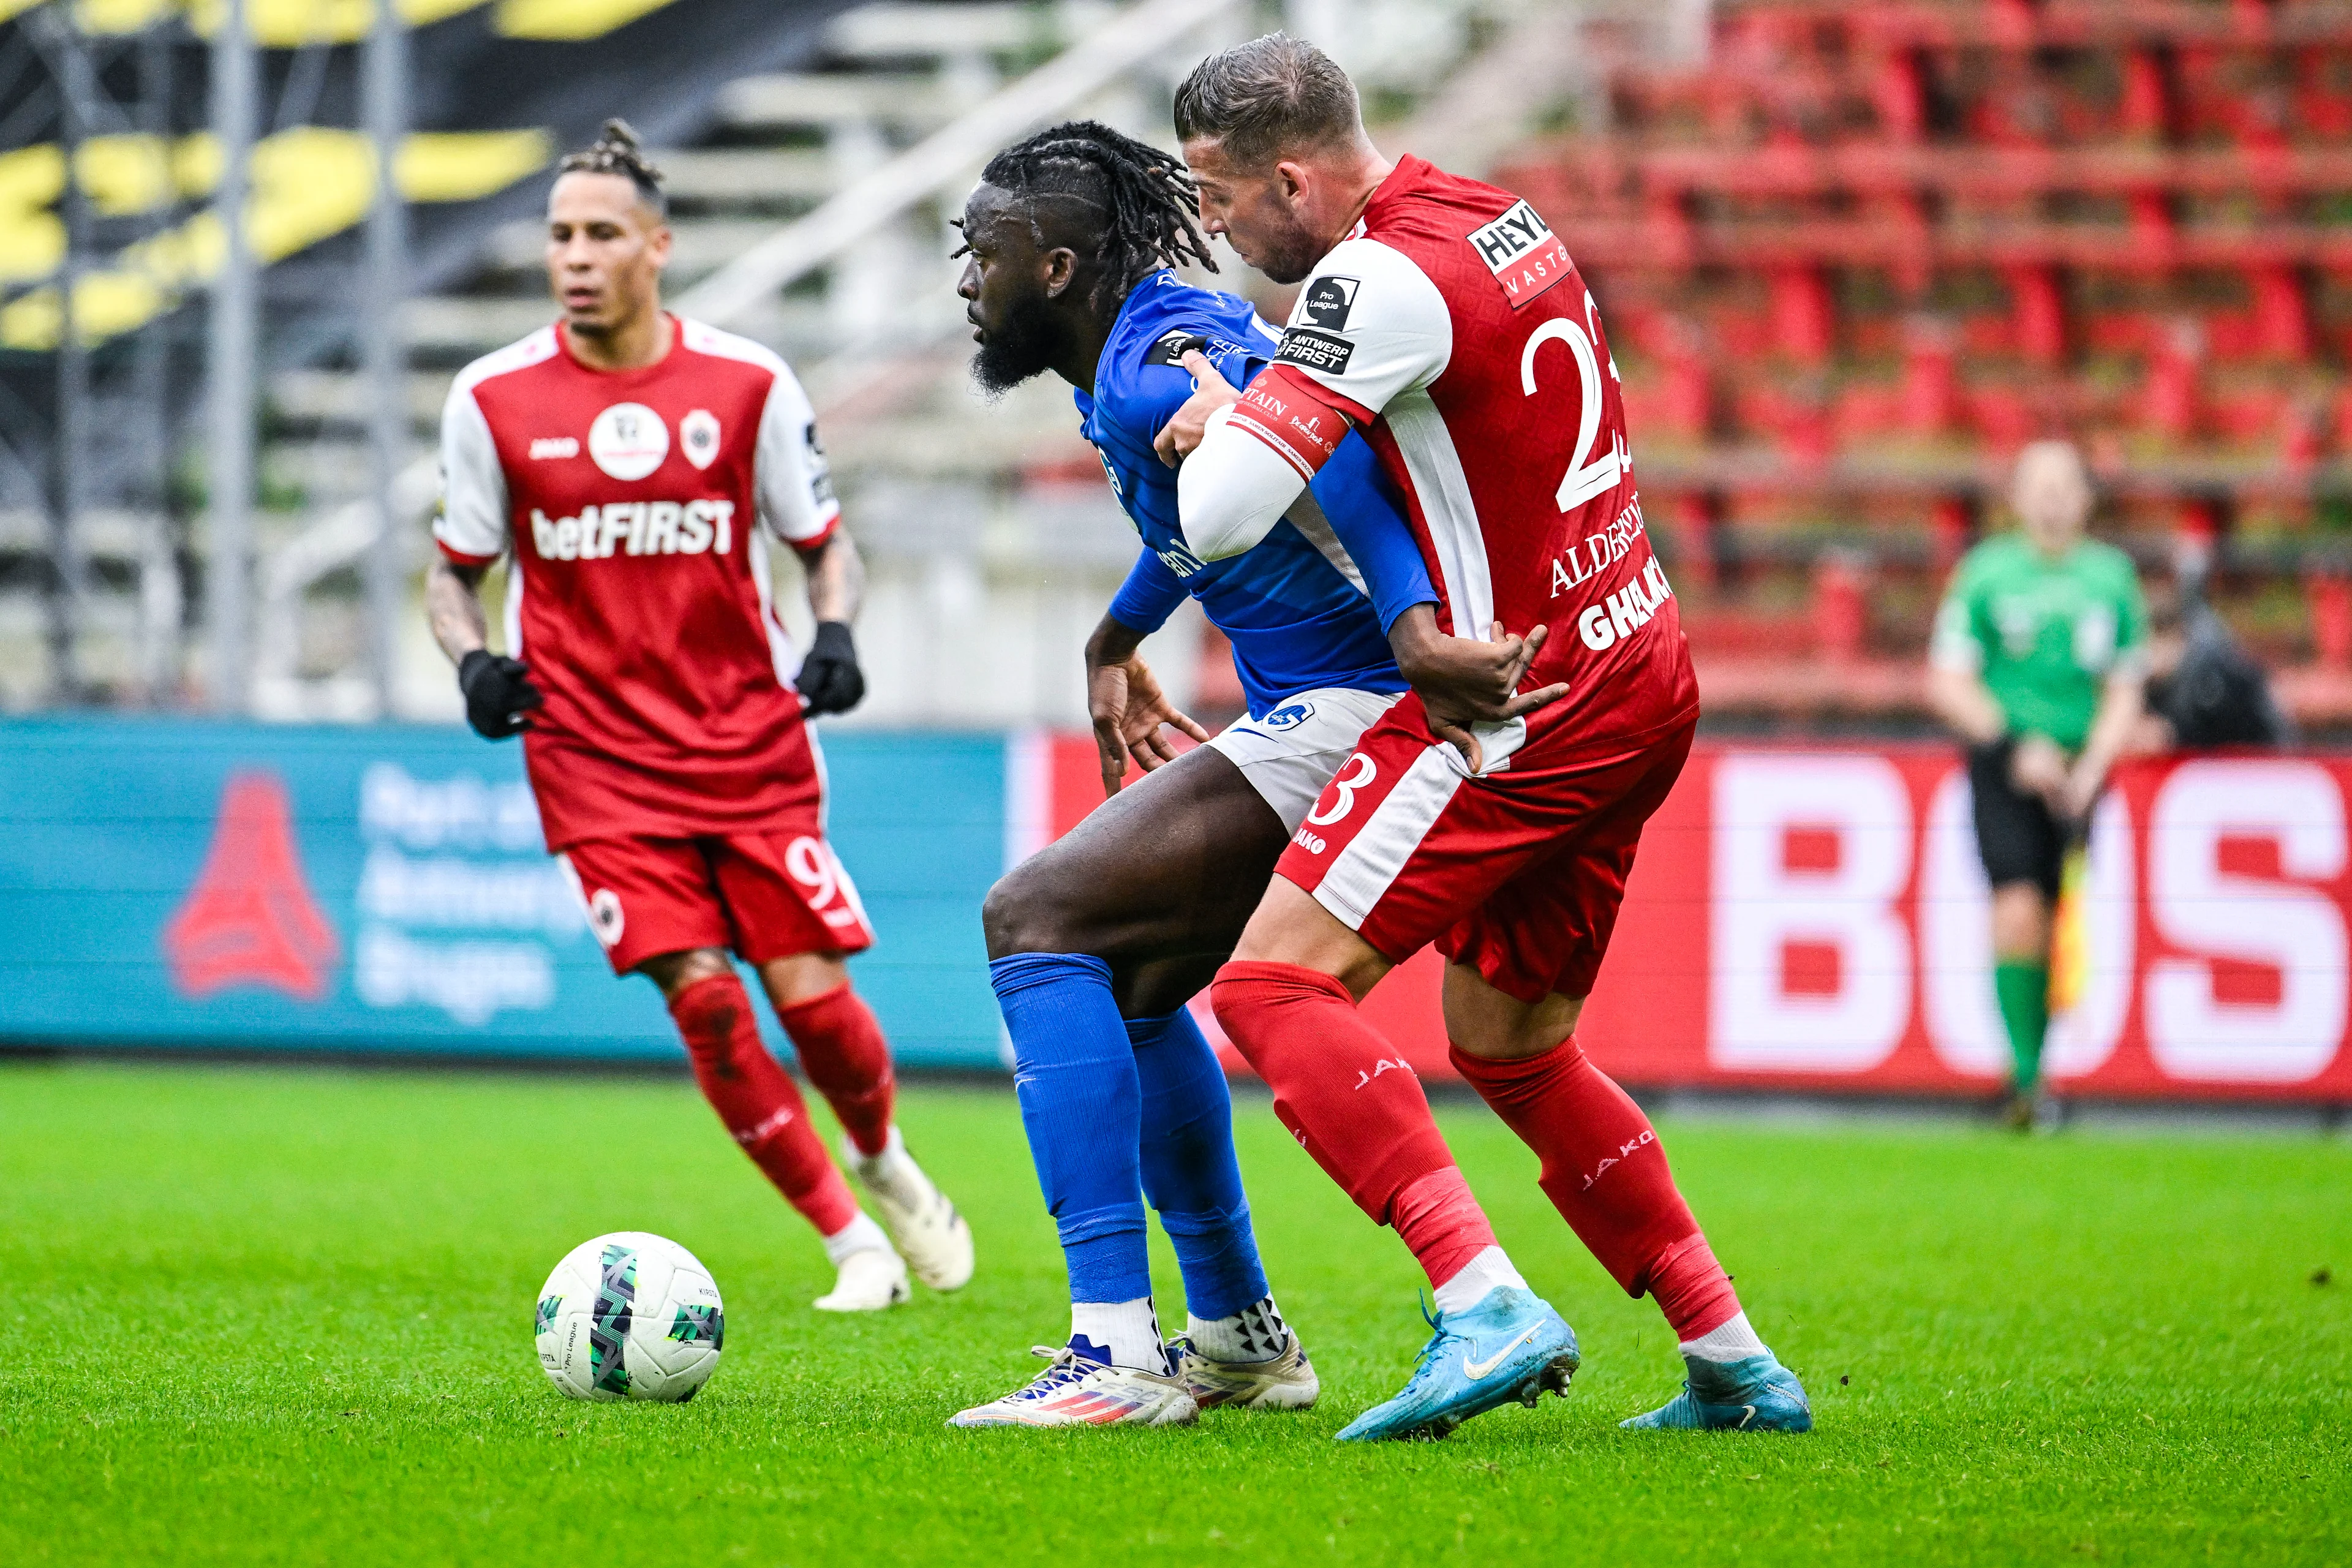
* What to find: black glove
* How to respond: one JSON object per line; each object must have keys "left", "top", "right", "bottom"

{"left": 796, "top": 620, "right": 865, "bottom": 717}
{"left": 457, "top": 649, "right": 543, "bottom": 740}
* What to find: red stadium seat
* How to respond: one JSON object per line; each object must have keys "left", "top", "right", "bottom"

{"left": 1501, "top": 0, "right": 2352, "bottom": 714}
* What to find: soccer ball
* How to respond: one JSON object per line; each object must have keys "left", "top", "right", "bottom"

{"left": 534, "top": 1232, "right": 724, "bottom": 1402}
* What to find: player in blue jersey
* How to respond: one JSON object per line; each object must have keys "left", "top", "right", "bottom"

{"left": 942, "top": 123, "right": 1526, "bottom": 1429}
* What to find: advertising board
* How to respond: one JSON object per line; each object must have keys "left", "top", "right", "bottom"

{"left": 0, "top": 719, "right": 1006, "bottom": 1066}
{"left": 9, "top": 720, "right": 2346, "bottom": 1100}
{"left": 1028, "top": 736, "right": 2352, "bottom": 1101}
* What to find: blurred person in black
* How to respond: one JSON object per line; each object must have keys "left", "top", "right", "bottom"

{"left": 2130, "top": 573, "right": 2293, "bottom": 753}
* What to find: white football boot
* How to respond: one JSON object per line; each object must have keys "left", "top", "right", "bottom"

{"left": 845, "top": 1129, "right": 974, "bottom": 1292}
{"left": 813, "top": 1246, "right": 911, "bottom": 1313}
{"left": 1172, "top": 1334, "right": 1321, "bottom": 1411}
{"left": 948, "top": 1346, "right": 1198, "bottom": 1429}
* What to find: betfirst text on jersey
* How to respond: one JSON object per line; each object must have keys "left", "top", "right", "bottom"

{"left": 527, "top": 498, "right": 737, "bottom": 562}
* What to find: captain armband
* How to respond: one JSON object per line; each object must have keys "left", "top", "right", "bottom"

{"left": 1218, "top": 367, "right": 1358, "bottom": 483}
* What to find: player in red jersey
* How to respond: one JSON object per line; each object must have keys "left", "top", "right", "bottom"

{"left": 424, "top": 122, "right": 972, "bottom": 1312}
{"left": 1158, "top": 39, "right": 1812, "bottom": 1439}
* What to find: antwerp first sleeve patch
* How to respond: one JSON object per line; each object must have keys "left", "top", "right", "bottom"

{"left": 1467, "top": 199, "right": 1573, "bottom": 311}
{"left": 1274, "top": 328, "right": 1355, "bottom": 375}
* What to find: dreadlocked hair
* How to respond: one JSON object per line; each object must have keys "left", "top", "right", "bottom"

{"left": 559, "top": 118, "right": 666, "bottom": 214}
{"left": 973, "top": 120, "right": 1215, "bottom": 313}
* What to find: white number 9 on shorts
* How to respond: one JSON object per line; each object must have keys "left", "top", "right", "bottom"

{"left": 783, "top": 835, "right": 839, "bottom": 908}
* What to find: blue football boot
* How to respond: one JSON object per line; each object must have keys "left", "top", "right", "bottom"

{"left": 1621, "top": 1352, "right": 1813, "bottom": 1432}
{"left": 1334, "top": 1287, "right": 1579, "bottom": 1442}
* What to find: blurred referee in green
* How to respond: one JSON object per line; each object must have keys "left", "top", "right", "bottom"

{"left": 1928, "top": 440, "right": 2150, "bottom": 1128}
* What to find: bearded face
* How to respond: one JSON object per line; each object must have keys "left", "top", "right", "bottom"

{"left": 969, "top": 285, "right": 1076, "bottom": 396}
{"left": 956, "top": 187, "right": 1087, "bottom": 397}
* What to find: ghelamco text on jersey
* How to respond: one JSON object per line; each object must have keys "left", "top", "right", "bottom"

{"left": 1553, "top": 496, "right": 1675, "bottom": 651}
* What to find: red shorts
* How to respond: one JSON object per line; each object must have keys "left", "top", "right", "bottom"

{"left": 557, "top": 828, "right": 876, "bottom": 976}
{"left": 1276, "top": 700, "right": 1696, "bottom": 1005}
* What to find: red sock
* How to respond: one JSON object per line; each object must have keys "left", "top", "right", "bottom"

{"left": 1209, "top": 960, "right": 1461, "bottom": 1226}
{"left": 1646, "top": 1235, "right": 1743, "bottom": 1343}
{"left": 1391, "top": 1167, "right": 1500, "bottom": 1291}
{"left": 775, "top": 981, "right": 895, "bottom": 1158}
{"left": 671, "top": 973, "right": 859, "bottom": 1236}
{"left": 1450, "top": 1036, "right": 1736, "bottom": 1330}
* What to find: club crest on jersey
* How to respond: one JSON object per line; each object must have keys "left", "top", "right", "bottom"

{"left": 680, "top": 409, "right": 721, "bottom": 470}
{"left": 588, "top": 402, "right": 669, "bottom": 481}
{"left": 1299, "top": 276, "right": 1359, "bottom": 331}
{"left": 1467, "top": 200, "right": 1573, "bottom": 311}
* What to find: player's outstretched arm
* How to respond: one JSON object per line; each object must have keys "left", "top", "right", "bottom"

{"left": 1085, "top": 612, "right": 1210, "bottom": 797}
{"left": 1166, "top": 352, "right": 1331, "bottom": 564}
{"left": 1388, "top": 606, "right": 1569, "bottom": 776}
{"left": 793, "top": 532, "right": 869, "bottom": 717}
{"left": 426, "top": 558, "right": 542, "bottom": 739}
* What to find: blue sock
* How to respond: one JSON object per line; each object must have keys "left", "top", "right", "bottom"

{"left": 989, "top": 954, "right": 1152, "bottom": 1315}
{"left": 1128, "top": 1007, "right": 1270, "bottom": 1322}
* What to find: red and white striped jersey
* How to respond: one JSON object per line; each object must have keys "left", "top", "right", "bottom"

{"left": 434, "top": 314, "right": 840, "bottom": 848}
{"left": 1188, "top": 155, "right": 1696, "bottom": 755}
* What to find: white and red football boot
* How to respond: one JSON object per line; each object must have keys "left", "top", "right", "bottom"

{"left": 948, "top": 1344, "right": 1196, "bottom": 1429}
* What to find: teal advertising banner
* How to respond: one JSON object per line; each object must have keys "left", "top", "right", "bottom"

{"left": 0, "top": 720, "right": 1008, "bottom": 1068}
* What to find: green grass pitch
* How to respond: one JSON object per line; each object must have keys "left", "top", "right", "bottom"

{"left": 2, "top": 1062, "right": 2346, "bottom": 1566}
